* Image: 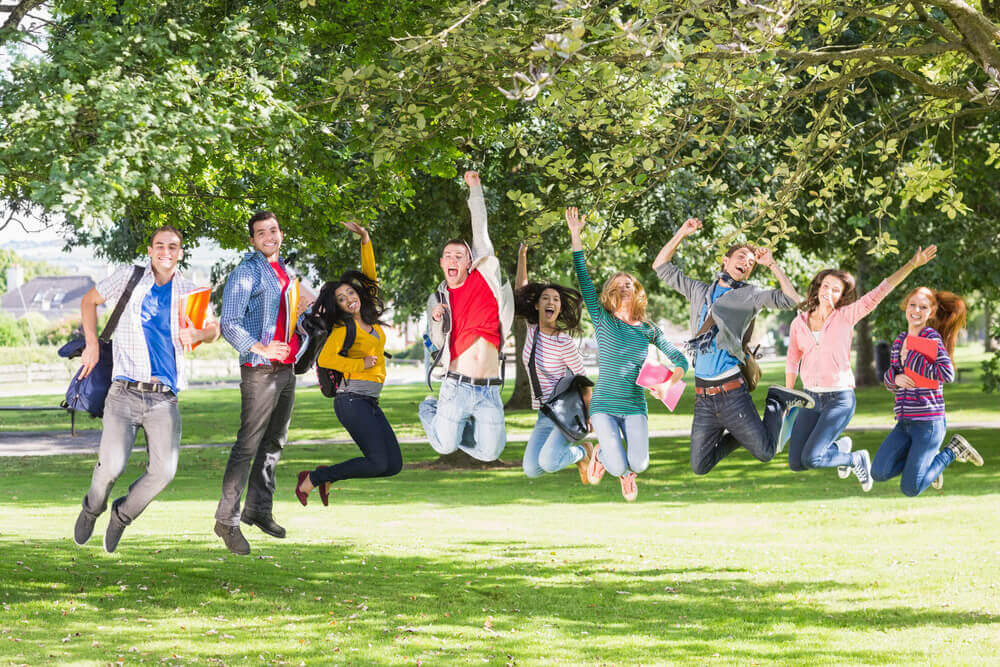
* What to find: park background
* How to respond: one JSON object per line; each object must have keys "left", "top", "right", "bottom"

{"left": 2, "top": 1, "right": 1000, "bottom": 664}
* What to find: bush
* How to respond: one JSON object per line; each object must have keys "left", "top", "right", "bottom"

{"left": 389, "top": 339, "right": 425, "bottom": 360}
{"left": 38, "top": 318, "right": 83, "bottom": 346}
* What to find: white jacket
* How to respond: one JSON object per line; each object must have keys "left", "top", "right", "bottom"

{"left": 424, "top": 184, "right": 514, "bottom": 386}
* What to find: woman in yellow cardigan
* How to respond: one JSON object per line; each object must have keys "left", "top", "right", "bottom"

{"left": 295, "top": 221, "right": 402, "bottom": 506}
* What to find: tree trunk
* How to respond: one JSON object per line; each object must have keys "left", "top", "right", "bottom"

{"left": 504, "top": 317, "right": 532, "bottom": 409}
{"left": 854, "top": 249, "right": 878, "bottom": 386}
{"left": 985, "top": 300, "right": 994, "bottom": 352}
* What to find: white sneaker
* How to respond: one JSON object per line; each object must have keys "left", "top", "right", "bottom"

{"left": 835, "top": 436, "right": 853, "bottom": 479}
{"left": 851, "top": 450, "right": 873, "bottom": 492}
{"left": 946, "top": 435, "right": 984, "bottom": 466}
{"left": 931, "top": 472, "right": 943, "bottom": 490}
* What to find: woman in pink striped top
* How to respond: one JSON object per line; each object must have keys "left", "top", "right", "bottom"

{"left": 784, "top": 246, "right": 937, "bottom": 490}
{"left": 516, "top": 243, "right": 594, "bottom": 483}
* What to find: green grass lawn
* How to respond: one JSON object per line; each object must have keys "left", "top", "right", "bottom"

{"left": 3, "top": 348, "right": 997, "bottom": 443}
{"left": 2, "top": 429, "right": 998, "bottom": 664}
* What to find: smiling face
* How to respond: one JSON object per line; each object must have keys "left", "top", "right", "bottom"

{"left": 905, "top": 291, "right": 936, "bottom": 329}
{"left": 335, "top": 283, "right": 361, "bottom": 317}
{"left": 722, "top": 247, "right": 756, "bottom": 282}
{"left": 817, "top": 275, "right": 847, "bottom": 309}
{"left": 440, "top": 242, "right": 472, "bottom": 288}
{"left": 147, "top": 230, "right": 183, "bottom": 274}
{"left": 251, "top": 216, "right": 283, "bottom": 260}
{"left": 535, "top": 288, "right": 562, "bottom": 329}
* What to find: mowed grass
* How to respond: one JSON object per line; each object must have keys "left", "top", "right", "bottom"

{"left": 2, "top": 348, "right": 998, "bottom": 443}
{"left": 2, "top": 428, "right": 999, "bottom": 665}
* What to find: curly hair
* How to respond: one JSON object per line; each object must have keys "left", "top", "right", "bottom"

{"left": 514, "top": 282, "right": 584, "bottom": 336}
{"left": 599, "top": 271, "right": 648, "bottom": 323}
{"left": 798, "top": 269, "right": 858, "bottom": 313}
{"left": 313, "top": 270, "right": 387, "bottom": 330}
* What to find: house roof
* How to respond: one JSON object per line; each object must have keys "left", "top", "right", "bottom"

{"left": 1, "top": 275, "right": 96, "bottom": 319}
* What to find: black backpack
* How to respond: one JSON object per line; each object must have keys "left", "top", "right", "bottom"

{"left": 317, "top": 318, "right": 356, "bottom": 398}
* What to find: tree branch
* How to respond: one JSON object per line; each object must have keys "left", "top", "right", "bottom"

{"left": 0, "top": 0, "right": 47, "bottom": 39}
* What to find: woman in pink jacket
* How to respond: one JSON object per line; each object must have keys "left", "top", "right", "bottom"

{"left": 784, "top": 246, "right": 937, "bottom": 490}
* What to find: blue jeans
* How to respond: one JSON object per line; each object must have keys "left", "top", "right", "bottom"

{"left": 872, "top": 418, "right": 953, "bottom": 496}
{"left": 590, "top": 413, "right": 649, "bottom": 477}
{"left": 311, "top": 393, "right": 402, "bottom": 484}
{"left": 689, "top": 383, "right": 787, "bottom": 474}
{"left": 787, "top": 390, "right": 856, "bottom": 471}
{"left": 84, "top": 381, "right": 180, "bottom": 524}
{"left": 523, "top": 412, "right": 586, "bottom": 477}
{"left": 418, "top": 377, "right": 506, "bottom": 462}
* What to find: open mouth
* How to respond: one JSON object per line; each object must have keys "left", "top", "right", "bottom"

{"left": 447, "top": 268, "right": 458, "bottom": 278}
{"left": 544, "top": 307, "right": 555, "bottom": 317}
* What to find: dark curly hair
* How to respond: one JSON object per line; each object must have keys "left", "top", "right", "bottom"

{"left": 798, "top": 269, "right": 858, "bottom": 313}
{"left": 314, "top": 271, "right": 386, "bottom": 329}
{"left": 514, "top": 282, "right": 583, "bottom": 336}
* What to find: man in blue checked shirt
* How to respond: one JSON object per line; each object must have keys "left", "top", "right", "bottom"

{"left": 214, "top": 210, "right": 314, "bottom": 555}
{"left": 73, "top": 225, "right": 219, "bottom": 553}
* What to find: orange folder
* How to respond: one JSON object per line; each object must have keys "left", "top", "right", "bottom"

{"left": 181, "top": 287, "right": 211, "bottom": 350}
{"left": 283, "top": 278, "right": 300, "bottom": 343}
{"left": 903, "top": 367, "right": 940, "bottom": 390}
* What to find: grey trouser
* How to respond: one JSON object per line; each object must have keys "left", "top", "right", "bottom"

{"left": 214, "top": 364, "right": 295, "bottom": 526}
{"left": 83, "top": 381, "right": 181, "bottom": 524}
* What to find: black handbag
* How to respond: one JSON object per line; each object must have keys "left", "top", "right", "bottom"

{"left": 58, "top": 265, "right": 145, "bottom": 418}
{"left": 527, "top": 327, "right": 594, "bottom": 442}
{"left": 294, "top": 310, "right": 330, "bottom": 375}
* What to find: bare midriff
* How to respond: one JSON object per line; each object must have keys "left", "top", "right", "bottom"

{"left": 449, "top": 336, "right": 500, "bottom": 377}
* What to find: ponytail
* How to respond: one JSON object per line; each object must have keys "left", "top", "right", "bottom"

{"left": 900, "top": 287, "right": 966, "bottom": 357}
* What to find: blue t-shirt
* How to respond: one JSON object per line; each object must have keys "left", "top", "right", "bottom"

{"left": 115, "top": 280, "right": 178, "bottom": 393}
{"left": 693, "top": 283, "right": 741, "bottom": 379}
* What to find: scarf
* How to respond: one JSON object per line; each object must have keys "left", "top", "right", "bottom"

{"left": 683, "top": 272, "right": 747, "bottom": 356}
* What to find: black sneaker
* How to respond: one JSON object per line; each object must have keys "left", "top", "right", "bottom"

{"left": 103, "top": 498, "right": 129, "bottom": 554}
{"left": 214, "top": 521, "right": 251, "bottom": 555}
{"left": 767, "top": 386, "right": 816, "bottom": 410}
{"left": 851, "top": 450, "right": 873, "bottom": 492}
{"left": 74, "top": 502, "right": 99, "bottom": 546}
{"left": 946, "top": 435, "right": 984, "bottom": 466}
{"left": 241, "top": 511, "right": 286, "bottom": 539}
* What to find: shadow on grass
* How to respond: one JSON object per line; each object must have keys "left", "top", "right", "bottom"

{"left": 2, "top": 535, "right": 992, "bottom": 664}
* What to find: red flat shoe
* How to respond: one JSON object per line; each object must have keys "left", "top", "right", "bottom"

{"left": 316, "top": 466, "right": 330, "bottom": 506}
{"left": 295, "top": 470, "right": 311, "bottom": 506}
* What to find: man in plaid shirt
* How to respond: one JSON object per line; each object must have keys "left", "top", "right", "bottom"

{"left": 73, "top": 226, "right": 219, "bottom": 553}
{"left": 214, "top": 210, "right": 312, "bottom": 555}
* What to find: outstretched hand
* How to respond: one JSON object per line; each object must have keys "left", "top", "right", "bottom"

{"left": 679, "top": 217, "right": 702, "bottom": 237}
{"left": 910, "top": 245, "right": 937, "bottom": 268}
{"left": 464, "top": 170, "right": 481, "bottom": 188}
{"left": 340, "top": 220, "right": 370, "bottom": 244}
{"left": 565, "top": 207, "right": 586, "bottom": 237}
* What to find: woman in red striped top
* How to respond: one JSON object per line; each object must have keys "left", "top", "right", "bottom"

{"left": 516, "top": 243, "right": 595, "bottom": 483}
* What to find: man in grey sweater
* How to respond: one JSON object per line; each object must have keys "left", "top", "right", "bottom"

{"left": 652, "top": 218, "right": 814, "bottom": 475}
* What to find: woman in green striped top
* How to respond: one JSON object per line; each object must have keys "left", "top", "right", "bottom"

{"left": 567, "top": 207, "right": 689, "bottom": 501}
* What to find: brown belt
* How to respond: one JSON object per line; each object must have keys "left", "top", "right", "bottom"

{"left": 694, "top": 378, "right": 744, "bottom": 396}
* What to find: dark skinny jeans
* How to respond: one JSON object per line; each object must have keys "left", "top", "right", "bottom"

{"left": 689, "top": 380, "right": 786, "bottom": 475}
{"left": 311, "top": 392, "right": 403, "bottom": 485}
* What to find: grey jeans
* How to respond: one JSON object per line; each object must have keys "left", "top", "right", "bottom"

{"left": 215, "top": 364, "right": 295, "bottom": 526}
{"left": 83, "top": 381, "right": 181, "bottom": 524}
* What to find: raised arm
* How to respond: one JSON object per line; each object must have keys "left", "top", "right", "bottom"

{"left": 652, "top": 217, "right": 702, "bottom": 268}
{"left": 754, "top": 248, "right": 801, "bottom": 304}
{"left": 465, "top": 171, "right": 494, "bottom": 259}
{"left": 566, "top": 207, "right": 604, "bottom": 322}
{"left": 341, "top": 220, "right": 376, "bottom": 281}
{"left": 516, "top": 243, "right": 528, "bottom": 289}
{"left": 842, "top": 246, "right": 937, "bottom": 325}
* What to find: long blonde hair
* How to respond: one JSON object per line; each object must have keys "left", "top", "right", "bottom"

{"left": 600, "top": 271, "right": 648, "bottom": 322}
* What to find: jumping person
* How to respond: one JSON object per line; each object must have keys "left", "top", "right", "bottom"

{"left": 515, "top": 241, "right": 594, "bottom": 482}
{"left": 295, "top": 221, "right": 402, "bottom": 505}
{"left": 871, "top": 287, "right": 983, "bottom": 495}
{"left": 652, "top": 217, "right": 813, "bottom": 475}
{"left": 418, "top": 171, "right": 515, "bottom": 462}
{"left": 784, "top": 247, "right": 938, "bottom": 491}
{"left": 214, "top": 210, "right": 312, "bottom": 555}
{"left": 567, "top": 207, "right": 688, "bottom": 501}
{"left": 73, "top": 226, "right": 219, "bottom": 553}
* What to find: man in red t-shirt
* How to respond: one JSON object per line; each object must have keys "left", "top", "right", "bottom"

{"left": 419, "top": 171, "right": 514, "bottom": 461}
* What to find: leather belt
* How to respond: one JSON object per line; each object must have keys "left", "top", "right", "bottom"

{"left": 119, "top": 380, "right": 173, "bottom": 393}
{"left": 694, "top": 378, "right": 744, "bottom": 396}
{"left": 446, "top": 372, "right": 503, "bottom": 386}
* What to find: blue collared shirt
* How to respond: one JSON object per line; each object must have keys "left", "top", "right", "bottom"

{"left": 221, "top": 250, "right": 297, "bottom": 367}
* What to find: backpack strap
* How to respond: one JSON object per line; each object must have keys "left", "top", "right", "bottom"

{"left": 99, "top": 265, "right": 145, "bottom": 343}
{"left": 340, "top": 318, "right": 356, "bottom": 357}
{"left": 527, "top": 326, "right": 544, "bottom": 403}
{"left": 425, "top": 290, "right": 447, "bottom": 390}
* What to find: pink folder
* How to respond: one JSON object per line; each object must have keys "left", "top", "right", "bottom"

{"left": 636, "top": 360, "right": 686, "bottom": 412}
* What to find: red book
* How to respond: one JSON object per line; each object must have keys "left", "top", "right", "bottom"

{"left": 903, "top": 367, "right": 940, "bottom": 390}
{"left": 905, "top": 334, "right": 938, "bottom": 361}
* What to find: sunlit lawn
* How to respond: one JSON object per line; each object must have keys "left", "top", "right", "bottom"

{"left": 2, "top": 426, "right": 999, "bottom": 664}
